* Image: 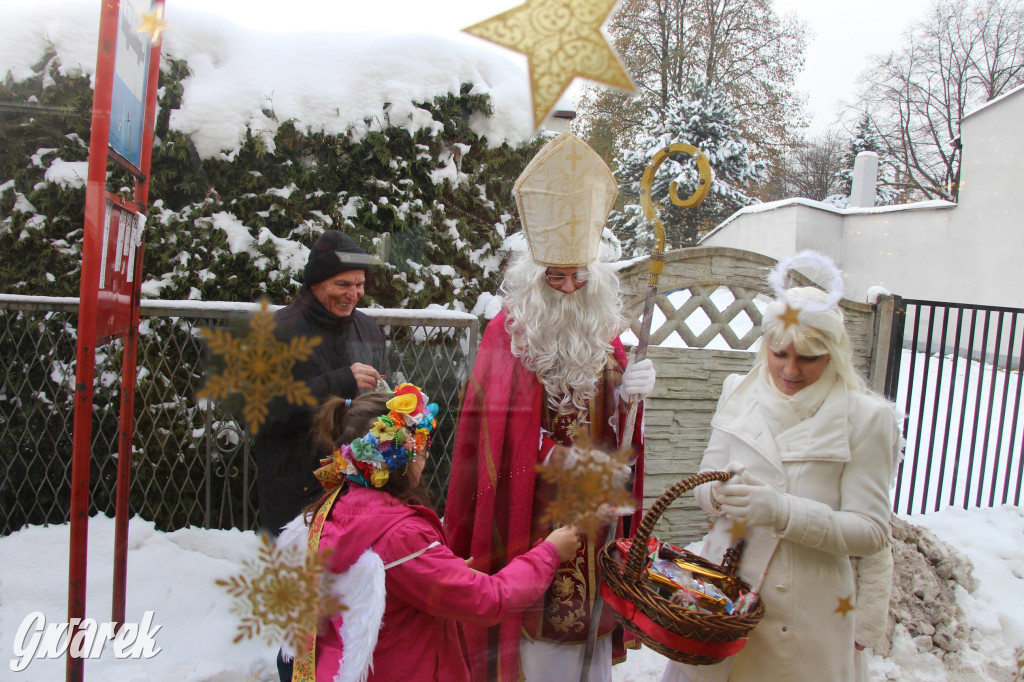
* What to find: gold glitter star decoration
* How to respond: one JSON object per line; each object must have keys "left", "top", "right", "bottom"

{"left": 835, "top": 594, "right": 855, "bottom": 618}
{"left": 216, "top": 533, "right": 346, "bottom": 653}
{"left": 464, "top": 0, "right": 635, "bottom": 129}
{"left": 198, "top": 299, "right": 320, "bottom": 434}
{"left": 136, "top": 6, "right": 168, "bottom": 43}
{"left": 728, "top": 518, "right": 748, "bottom": 543}
{"left": 535, "top": 436, "right": 635, "bottom": 538}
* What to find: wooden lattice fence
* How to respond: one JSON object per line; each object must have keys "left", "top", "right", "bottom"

{"left": 617, "top": 246, "right": 895, "bottom": 543}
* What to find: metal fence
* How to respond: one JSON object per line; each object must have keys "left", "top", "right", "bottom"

{"left": 885, "top": 298, "right": 1024, "bottom": 515}
{"left": 0, "top": 296, "right": 478, "bottom": 535}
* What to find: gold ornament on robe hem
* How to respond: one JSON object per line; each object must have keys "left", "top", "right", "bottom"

{"left": 525, "top": 355, "right": 625, "bottom": 643}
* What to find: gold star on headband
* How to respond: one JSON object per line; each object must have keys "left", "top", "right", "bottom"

{"left": 198, "top": 300, "right": 321, "bottom": 434}
{"left": 778, "top": 304, "right": 802, "bottom": 330}
{"left": 835, "top": 594, "right": 855, "bottom": 618}
{"left": 137, "top": 7, "right": 168, "bottom": 43}
{"left": 464, "top": 0, "right": 635, "bottom": 129}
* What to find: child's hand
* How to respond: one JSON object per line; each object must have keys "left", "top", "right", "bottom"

{"left": 545, "top": 526, "right": 582, "bottom": 562}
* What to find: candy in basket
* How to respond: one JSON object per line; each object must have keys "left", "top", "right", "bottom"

{"left": 596, "top": 471, "right": 766, "bottom": 666}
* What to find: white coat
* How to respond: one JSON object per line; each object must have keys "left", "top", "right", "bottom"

{"left": 663, "top": 370, "right": 898, "bottom": 682}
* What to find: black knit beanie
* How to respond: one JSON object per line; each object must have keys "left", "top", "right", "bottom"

{"left": 302, "top": 231, "right": 372, "bottom": 286}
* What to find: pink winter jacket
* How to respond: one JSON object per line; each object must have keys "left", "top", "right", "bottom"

{"left": 315, "top": 485, "right": 562, "bottom": 682}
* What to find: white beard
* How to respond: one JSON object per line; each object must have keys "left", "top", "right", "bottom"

{"left": 502, "top": 260, "right": 624, "bottom": 414}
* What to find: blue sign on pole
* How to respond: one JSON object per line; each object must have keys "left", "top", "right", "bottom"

{"left": 110, "top": 0, "right": 153, "bottom": 170}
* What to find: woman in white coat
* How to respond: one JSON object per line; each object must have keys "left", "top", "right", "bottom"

{"left": 662, "top": 273, "right": 901, "bottom": 682}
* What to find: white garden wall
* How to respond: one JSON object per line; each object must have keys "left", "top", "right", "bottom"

{"left": 700, "top": 84, "right": 1024, "bottom": 309}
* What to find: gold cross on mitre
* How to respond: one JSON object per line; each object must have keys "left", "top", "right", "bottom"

{"left": 464, "top": 0, "right": 635, "bottom": 129}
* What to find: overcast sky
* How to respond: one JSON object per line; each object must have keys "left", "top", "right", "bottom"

{"left": 157, "top": 0, "right": 935, "bottom": 134}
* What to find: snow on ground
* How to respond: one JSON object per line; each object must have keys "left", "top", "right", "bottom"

{"left": 1, "top": 506, "right": 1021, "bottom": 680}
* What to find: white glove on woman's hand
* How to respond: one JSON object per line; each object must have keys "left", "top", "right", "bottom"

{"left": 707, "top": 462, "right": 746, "bottom": 512}
{"left": 621, "top": 356, "right": 656, "bottom": 402}
{"left": 717, "top": 470, "right": 791, "bottom": 530}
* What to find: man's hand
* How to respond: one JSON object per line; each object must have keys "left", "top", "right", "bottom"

{"left": 620, "top": 354, "right": 656, "bottom": 403}
{"left": 350, "top": 362, "right": 382, "bottom": 390}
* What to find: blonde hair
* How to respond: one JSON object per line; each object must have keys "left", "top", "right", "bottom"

{"left": 760, "top": 287, "right": 867, "bottom": 393}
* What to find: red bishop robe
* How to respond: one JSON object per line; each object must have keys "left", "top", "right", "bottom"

{"left": 444, "top": 309, "right": 645, "bottom": 682}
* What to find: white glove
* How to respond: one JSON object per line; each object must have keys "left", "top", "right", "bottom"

{"left": 717, "top": 470, "right": 790, "bottom": 530}
{"left": 620, "top": 356, "right": 656, "bottom": 402}
{"left": 706, "top": 462, "right": 745, "bottom": 512}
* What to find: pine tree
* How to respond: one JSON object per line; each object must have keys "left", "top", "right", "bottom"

{"left": 0, "top": 47, "right": 545, "bottom": 528}
{"left": 608, "top": 79, "right": 767, "bottom": 255}
{"left": 0, "top": 54, "right": 542, "bottom": 311}
{"left": 830, "top": 113, "right": 898, "bottom": 207}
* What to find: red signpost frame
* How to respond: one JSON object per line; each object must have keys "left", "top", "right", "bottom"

{"left": 113, "top": 0, "right": 162, "bottom": 630}
{"left": 68, "top": 1, "right": 163, "bottom": 680}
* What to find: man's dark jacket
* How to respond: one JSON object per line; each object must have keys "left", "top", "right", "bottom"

{"left": 255, "top": 286, "right": 389, "bottom": 534}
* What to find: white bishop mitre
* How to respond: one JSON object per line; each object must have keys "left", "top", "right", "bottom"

{"left": 513, "top": 132, "right": 617, "bottom": 267}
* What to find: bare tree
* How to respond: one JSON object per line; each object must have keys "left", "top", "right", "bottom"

{"left": 575, "top": 0, "right": 808, "bottom": 172}
{"left": 778, "top": 130, "right": 846, "bottom": 202}
{"left": 856, "top": 0, "right": 1024, "bottom": 201}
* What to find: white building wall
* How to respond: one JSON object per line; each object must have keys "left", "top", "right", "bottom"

{"left": 956, "top": 87, "right": 1024, "bottom": 310}
{"left": 700, "top": 84, "right": 1024, "bottom": 309}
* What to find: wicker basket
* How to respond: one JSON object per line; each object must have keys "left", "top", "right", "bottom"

{"left": 597, "top": 471, "right": 766, "bottom": 665}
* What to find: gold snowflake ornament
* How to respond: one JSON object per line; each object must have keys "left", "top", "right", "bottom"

{"left": 536, "top": 437, "right": 635, "bottom": 538}
{"left": 198, "top": 300, "right": 320, "bottom": 434}
{"left": 216, "top": 533, "right": 345, "bottom": 654}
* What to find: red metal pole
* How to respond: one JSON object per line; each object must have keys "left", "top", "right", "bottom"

{"left": 112, "top": 0, "right": 164, "bottom": 628}
{"left": 68, "top": 2, "right": 119, "bottom": 680}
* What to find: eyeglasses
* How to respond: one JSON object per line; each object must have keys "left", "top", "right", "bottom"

{"left": 544, "top": 271, "right": 589, "bottom": 285}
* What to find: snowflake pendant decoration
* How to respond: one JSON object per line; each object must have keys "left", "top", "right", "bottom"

{"left": 536, "top": 436, "right": 635, "bottom": 538}
{"left": 198, "top": 300, "right": 320, "bottom": 434}
{"left": 216, "top": 533, "right": 345, "bottom": 654}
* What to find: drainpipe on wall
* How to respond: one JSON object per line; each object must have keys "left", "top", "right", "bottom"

{"left": 849, "top": 151, "right": 879, "bottom": 208}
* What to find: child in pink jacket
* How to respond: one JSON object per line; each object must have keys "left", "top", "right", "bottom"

{"left": 280, "top": 385, "right": 580, "bottom": 682}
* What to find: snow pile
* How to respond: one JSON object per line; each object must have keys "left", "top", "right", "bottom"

{"left": 887, "top": 516, "right": 975, "bottom": 656}
{"left": 866, "top": 512, "right": 1023, "bottom": 681}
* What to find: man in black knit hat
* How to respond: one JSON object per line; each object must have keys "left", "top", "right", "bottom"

{"left": 255, "top": 230, "right": 389, "bottom": 537}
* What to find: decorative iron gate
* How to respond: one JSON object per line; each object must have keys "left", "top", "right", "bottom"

{"left": 884, "top": 298, "right": 1024, "bottom": 515}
